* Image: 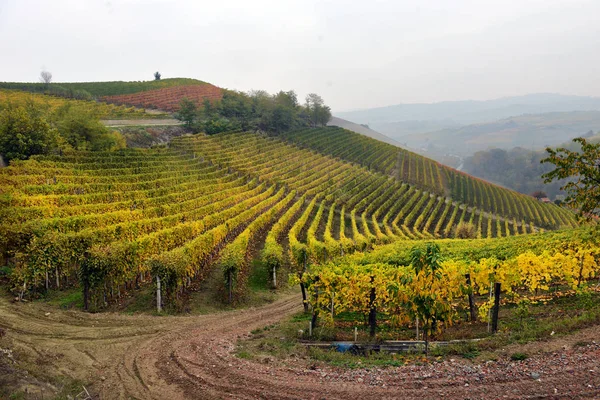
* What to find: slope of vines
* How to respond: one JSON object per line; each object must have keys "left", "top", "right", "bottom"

{"left": 0, "top": 130, "right": 579, "bottom": 310}
{"left": 278, "top": 127, "right": 576, "bottom": 230}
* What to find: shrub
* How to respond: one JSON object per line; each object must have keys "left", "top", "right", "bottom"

{"left": 454, "top": 221, "right": 477, "bottom": 239}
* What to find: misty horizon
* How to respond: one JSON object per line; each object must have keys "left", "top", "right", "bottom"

{"left": 2, "top": 0, "right": 600, "bottom": 111}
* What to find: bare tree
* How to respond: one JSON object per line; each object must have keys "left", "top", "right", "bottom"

{"left": 39, "top": 70, "right": 52, "bottom": 85}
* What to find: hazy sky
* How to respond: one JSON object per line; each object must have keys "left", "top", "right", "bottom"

{"left": 1, "top": 0, "right": 599, "bottom": 111}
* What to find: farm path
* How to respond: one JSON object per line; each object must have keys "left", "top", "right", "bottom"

{"left": 101, "top": 119, "right": 181, "bottom": 127}
{"left": 0, "top": 294, "right": 599, "bottom": 399}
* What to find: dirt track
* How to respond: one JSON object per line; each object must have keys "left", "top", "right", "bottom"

{"left": 1, "top": 294, "right": 599, "bottom": 399}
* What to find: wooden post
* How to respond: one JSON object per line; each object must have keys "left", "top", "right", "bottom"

{"left": 354, "top": 327, "right": 358, "bottom": 342}
{"left": 300, "top": 252, "right": 309, "bottom": 312}
{"left": 156, "top": 276, "right": 162, "bottom": 313}
{"left": 300, "top": 281, "right": 308, "bottom": 312}
{"left": 491, "top": 282, "right": 501, "bottom": 333}
{"left": 487, "top": 283, "right": 493, "bottom": 333}
{"left": 272, "top": 264, "right": 277, "bottom": 289}
{"left": 228, "top": 270, "right": 233, "bottom": 304}
{"left": 311, "top": 286, "right": 319, "bottom": 329}
{"left": 309, "top": 320, "right": 312, "bottom": 337}
{"left": 465, "top": 273, "right": 477, "bottom": 322}
{"left": 416, "top": 317, "right": 419, "bottom": 340}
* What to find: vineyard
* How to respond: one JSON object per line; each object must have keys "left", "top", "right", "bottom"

{"left": 0, "top": 78, "right": 206, "bottom": 97}
{"left": 279, "top": 127, "right": 576, "bottom": 230}
{"left": 300, "top": 228, "right": 599, "bottom": 339}
{"left": 101, "top": 84, "right": 223, "bottom": 112}
{"left": 0, "top": 89, "right": 166, "bottom": 119}
{"left": 0, "top": 128, "right": 582, "bottom": 312}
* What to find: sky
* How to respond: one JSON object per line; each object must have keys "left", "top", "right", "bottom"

{"left": 1, "top": 0, "right": 599, "bottom": 111}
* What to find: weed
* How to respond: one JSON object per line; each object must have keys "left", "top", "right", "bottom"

{"left": 510, "top": 352, "right": 528, "bottom": 361}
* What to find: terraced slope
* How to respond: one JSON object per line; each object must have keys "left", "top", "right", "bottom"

{"left": 278, "top": 127, "right": 575, "bottom": 230}
{"left": 0, "top": 131, "right": 576, "bottom": 309}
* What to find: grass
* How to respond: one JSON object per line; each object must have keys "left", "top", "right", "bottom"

{"left": 510, "top": 352, "right": 529, "bottom": 361}
{"left": 36, "top": 287, "right": 84, "bottom": 309}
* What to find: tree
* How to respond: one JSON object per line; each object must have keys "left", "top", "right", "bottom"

{"left": 154, "top": 71, "right": 161, "bottom": 80}
{"left": 53, "top": 105, "right": 125, "bottom": 151}
{"left": 174, "top": 97, "right": 198, "bottom": 129}
{"left": 305, "top": 93, "right": 331, "bottom": 127}
{"left": 39, "top": 70, "right": 52, "bottom": 85}
{"left": 542, "top": 137, "right": 600, "bottom": 218}
{"left": 531, "top": 190, "right": 547, "bottom": 200}
{"left": 0, "top": 105, "right": 59, "bottom": 162}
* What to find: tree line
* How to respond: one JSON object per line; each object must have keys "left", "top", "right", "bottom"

{"left": 175, "top": 90, "right": 332, "bottom": 135}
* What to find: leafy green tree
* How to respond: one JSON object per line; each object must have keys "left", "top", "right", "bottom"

{"left": 305, "top": 93, "right": 331, "bottom": 127}
{"left": 220, "top": 91, "right": 252, "bottom": 130}
{"left": 542, "top": 137, "right": 600, "bottom": 218}
{"left": 53, "top": 105, "right": 124, "bottom": 151}
{"left": 0, "top": 105, "right": 59, "bottom": 162}
{"left": 175, "top": 97, "right": 198, "bottom": 129}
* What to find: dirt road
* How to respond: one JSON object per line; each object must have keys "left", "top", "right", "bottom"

{"left": 101, "top": 119, "right": 182, "bottom": 127}
{"left": 0, "top": 294, "right": 599, "bottom": 399}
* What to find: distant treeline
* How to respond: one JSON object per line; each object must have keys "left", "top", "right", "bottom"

{"left": 463, "top": 133, "right": 600, "bottom": 200}
{"left": 463, "top": 147, "right": 564, "bottom": 199}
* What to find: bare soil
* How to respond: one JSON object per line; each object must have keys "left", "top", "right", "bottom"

{"left": 0, "top": 294, "right": 599, "bottom": 399}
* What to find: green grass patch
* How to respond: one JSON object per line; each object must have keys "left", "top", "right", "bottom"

{"left": 510, "top": 352, "right": 529, "bottom": 361}
{"left": 42, "top": 287, "right": 84, "bottom": 309}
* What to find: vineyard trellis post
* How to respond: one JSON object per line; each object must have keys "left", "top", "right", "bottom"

{"left": 156, "top": 276, "right": 162, "bottom": 313}
{"left": 465, "top": 273, "right": 477, "bottom": 322}
{"left": 368, "top": 276, "right": 377, "bottom": 338}
{"left": 492, "top": 282, "right": 501, "bottom": 333}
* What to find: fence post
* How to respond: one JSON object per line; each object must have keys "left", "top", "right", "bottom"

{"left": 491, "top": 282, "right": 501, "bottom": 333}
{"left": 465, "top": 273, "right": 477, "bottom": 322}
{"left": 156, "top": 276, "right": 162, "bottom": 313}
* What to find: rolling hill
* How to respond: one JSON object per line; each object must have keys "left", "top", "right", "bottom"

{"left": 402, "top": 111, "right": 600, "bottom": 157}
{"left": 0, "top": 78, "right": 224, "bottom": 112}
{"left": 336, "top": 93, "right": 600, "bottom": 135}
{"left": 327, "top": 116, "right": 401, "bottom": 147}
{"left": 0, "top": 125, "right": 576, "bottom": 309}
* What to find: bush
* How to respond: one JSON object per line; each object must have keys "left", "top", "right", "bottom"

{"left": 0, "top": 105, "right": 60, "bottom": 162}
{"left": 454, "top": 221, "right": 476, "bottom": 239}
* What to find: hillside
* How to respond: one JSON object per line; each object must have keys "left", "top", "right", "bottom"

{"left": 327, "top": 116, "right": 401, "bottom": 147}
{"left": 0, "top": 78, "right": 206, "bottom": 97}
{"left": 402, "top": 111, "right": 600, "bottom": 157}
{"left": 277, "top": 127, "right": 573, "bottom": 229}
{"left": 0, "top": 128, "right": 577, "bottom": 309}
{"left": 336, "top": 93, "right": 600, "bottom": 135}
{"left": 0, "top": 89, "right": 168, "bottom": 119}
{"left": 0, "top": 78, "right": 223, "bottom": 112}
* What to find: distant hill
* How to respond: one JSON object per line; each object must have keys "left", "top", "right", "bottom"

{"left": 0, "top": 78, "right": 223, "bottom": 112}
{"left": 327, "top": 116, "right": 402, "bottom": 147}
{"left": 336, "top": 93, "right": 600, "bottom": 138}
{"left": 402, "top": 111, "right": 600, "bottom": 157}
